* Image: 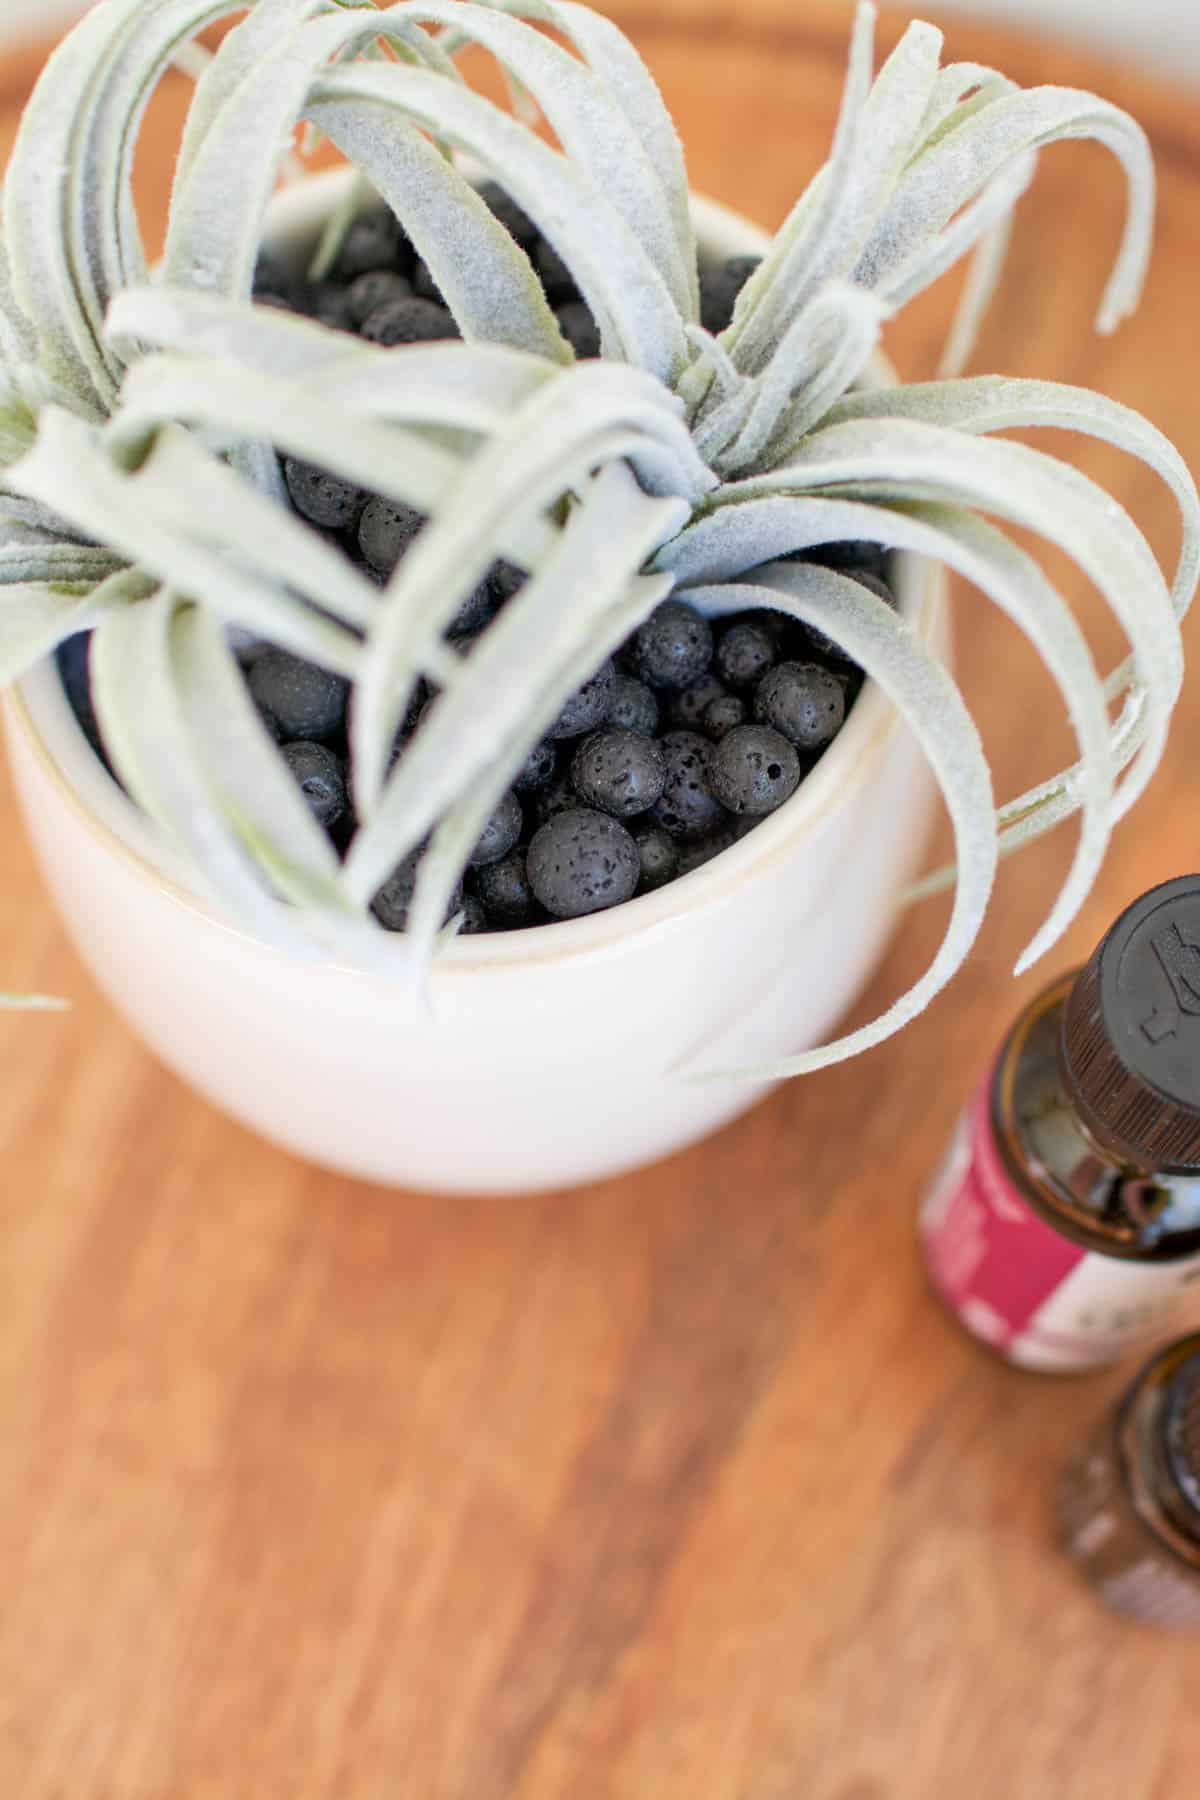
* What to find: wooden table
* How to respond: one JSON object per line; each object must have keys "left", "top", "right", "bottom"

{"left": 3, "top": 5, "right": 1200, "bottom": 1794}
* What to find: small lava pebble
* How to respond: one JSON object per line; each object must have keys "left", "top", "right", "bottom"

{"left": 311, "top": 282, "right": 357, "bottom": 333}
{"left": 477, "top": 849, "right": 540, "bottom": 926}
{"left": 532, "top": 771, "right": 579, "bottom": 827}
{"left": 283, "top": 458, "right": 364, "bottom": 531}
{"left": 606, "top": 674, "right": 659, "bottom": 736}
{"left": 717, "top": 621, "right": 776, "bottom": 690}
{"left": 703, "top": 693, "right": 746, "bottom": 740}
{"left": 571, "top": 728, "right": 666, "bottom": 819}
{"left": 535, "top": 236, "right": 578, "bottom": 305}
{"left": 651, "top": 731, "right": 727, "bottom": 839}
{"left": 633, "top": 601, "right": 714, "bottom": 690}
{"left": 448, "top": 577, "right": 496, "bottom": 636}
{"left": 709, "top": 724, "right": 801, "bottom": 816}
{"left": 527, "top": 807, "right": 640, "bottom": 919}
{"left": 513, "top": 737, "right": 557, "bottom": 792}
{"left": 634, "top": 825, "right": 679, "bottom": 892}
{"left": 755, "top": 660, "right": 846, "bottom": 750}
{"left": 458, "top": 891, "right": 490, "bottom": 935}
{"left": 253, "top": 249, "right": 294, "bottom": 300}
{"left": 669, "top": 672, "right": 726, "bottom": 731}
{"left": 478, "top": 180, "right": 540, "bottom": 253}
{"left": 281, "top": 740, "right": 348, "bottom": 830}
{"left": 358, "top": 497, "right": 424, "bottom": 577}
{"left": 557, "top": 302, "right": 601, "bottom": 358}
{"left": 333, "top": 208, "right": 412, "bottom": 282}
{"left": 547, "top": 659, "right": 617, "bottom": 740}
{"left": 807, "top": 539, "right": 890, "bottom": 583}
{"left": 468, "top": 790, "right": 524, "bottom": 867}
{"left": 346, "top": 269, "right": 412, "bottom": 325}
{"left": 489, "top": 560, "right": 526, "bottom": 606}
{"left": 361, "top": 297, "right": 459, "bottom": 345}
{"left": 372, "top": 847, "right": 463, "bottom": 933}
{"left": 248, "top": 647, "right": 349, "bottom": 744}
{"left": 699, "top": 255, "right": 761, "bottom": 334}
{"left": 56, "top": 632, "right": 108, "bottom": 768}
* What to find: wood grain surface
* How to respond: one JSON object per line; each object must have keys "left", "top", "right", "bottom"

{"left": 4, "top": 6, "right": 1200, "bottom": 1795}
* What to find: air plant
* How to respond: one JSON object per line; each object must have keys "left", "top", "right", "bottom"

{"left": 0, "top": 0, "right": 1195, "bottom": 1075}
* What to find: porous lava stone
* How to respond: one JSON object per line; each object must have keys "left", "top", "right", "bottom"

{"left": 361, "top": 296, "right": 458, "bottom": 345}
{"left": 372, "top": 848, "right": 463, "bottom": 933}
{"left": 708, "top": 724, "right": 801, "bottom": 816}
{"left": 571, "top": 728, "right": 666, "bottom": 819}
{"left": 513, "top": 737, "right": 558, "bottom": 792}
{"left": 633, "top": 601, "right": 714, "bottom": 691}
{"left": 248, "top": 648, "right": 349, "bottom": 745}
{"left": 281, "top": 740, "right": 348, "bottom": 830}
{"left": 283, "top": 458, "right": 364, "bottom": 530}
{"left": 606, "top": 674, "right": 659, "bottom": 736}
{"left": 716, "top": 621, "right": 776, "bottom": 690}
{"left": 547, "top": 659, "right": 616, "bottom": 740}
{"left": 651, "top": 731, "right": 726, "bottom": 839}
{"left": 475, "top": 849, "right": 540, "bottom": 926}
{"left": 754, "top": 660, "right": 846, "bottom": 750}
{"left": 633, "top": 825, "right": 679, "bottom": 892}
{"left": 468, "top": 790, "right": 524, "bottom": 867}
{"left": 669, "top": 671, "right": 726, "bottom": 731}
{"left": 527, "top": 807, "right": 640, "bottom": 919}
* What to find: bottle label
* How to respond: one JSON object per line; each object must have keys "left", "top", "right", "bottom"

{"left": 921, "top": 1070, "right": 1200, "bottom": 1372}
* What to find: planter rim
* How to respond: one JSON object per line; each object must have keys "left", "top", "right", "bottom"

{"left": 7, "top": 177, "right": 945, "bottom": 977}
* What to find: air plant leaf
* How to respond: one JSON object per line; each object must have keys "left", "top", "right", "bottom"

{"left": 0, "top": 0, "right": 1193, "bottom": 1062}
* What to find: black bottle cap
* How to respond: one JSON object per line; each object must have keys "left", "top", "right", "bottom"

{"left": 1163, "top": 1352, "right": 1200, "bottom": 1516}
{"left": 1062, "top": 877, "right": 1200, "bottom": 1171}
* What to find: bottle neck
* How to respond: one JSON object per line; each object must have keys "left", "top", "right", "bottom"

{"left": 992, "top": 974, "right": 1200, "bottom": 1261}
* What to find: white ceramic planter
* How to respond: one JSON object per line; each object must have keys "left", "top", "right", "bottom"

{"left": 4, "top": 178, "right": 947, "bottom": 1194}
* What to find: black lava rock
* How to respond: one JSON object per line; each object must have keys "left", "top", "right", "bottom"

{"left": 716, "top": 621, "right": 776, "bottom": 690}
{"left": 527, "top": 807, "right": 640, "bottom": 919}
{"left": 248, "top": 647, "right": 349, "bottom": 744}
{"left": 669, "top": 671, "right": 726, "bottom": 731}
{"left": 632, "top": 601, "right": 713, "bottom": 691}
{"left": 557, "top": 302, "right": 601, "bottom": 358}
{"left": 476, "top": 849, "right": 540, "bottom": 926}
{"left": 458, "top": 891, "right": 491, "bottom": 935}
{"left": 531, "top": 771, "right": 579, "bottom": 828}
{"left": 703, "top": 693, "right": 747, "bottom": 740}
{"left": 708, "top": 724, "right": 801, "bottom": 816}
{"left": 253, "top": 249, "right": 295, "bottom": 301}
{"left": 651, "top": 730, "right": 726, "bottom": 839}
{"left": 333, "top": 207, "right": 412, "bottom": 282}
{"left": 754, "top": 660, "right": 846, "bottom": 750}
{"left": 634, "top": 825, "right": 679, "bottom": 893}
{"left": 535, "top": 236, "right": 578, "bottom": 305}
{"left": 513, "top": 737, "right": 558, "bottom": 792}
{"left": 361, "top": 297, "right": 459, "bottom": 345}
{"left": 468, "top": 790, "right": 524, "bottom": 867}
{"left": 281, "top": 740, "right": 348, "bottom": 830}
{"left": 372, "top": 847, "right": 463, "bottom": 933}
{"left": 699, "top": 255, "right": 761, "bottom": 334}
{"left": 283, "top": 458, "right": 364, "bottom": 531}
{"left": 489, "top": 560, "right": 526, "bottom": 606}
{"left": 478, "top": 180, "right": 540, "bottom": 254}
{"left": 311, "top": 282, "right": 357, "bottom": 334}
{"left": 571, "top": 728, "right": 666, "bottom": 819}
{"left": 806, "top": 540, "right": 890, "bottom": 583}
{"left": 358, "top": 497, "right": 424, "bottom": 578}
{"left": 57, "top": 632, "right": 110, "bottom": 772}
{"left": 606, "top": 674, "right": 659, "bottom": 736}
{"left": 448, "top": 577, "right": 496, "bottom": 636}
{"left": 547, "top": 659, "right": 617, "bottom": 740}
{"left": 346, "top": 269, "right": 413, "bottom": 326}
{"left": 676, "top": 818, "right": 747, "bottom": 877}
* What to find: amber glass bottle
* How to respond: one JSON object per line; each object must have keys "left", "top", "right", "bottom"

{"left": 921, "top": 877, "right": 1200, "bottom": 1371}
{"left": 1060, "top": 1334, "right": 1200, "bottom": 1626}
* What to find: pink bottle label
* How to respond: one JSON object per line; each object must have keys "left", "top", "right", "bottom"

{"left": 921, "top": 1071, "right": 1200, "bottom": 1371}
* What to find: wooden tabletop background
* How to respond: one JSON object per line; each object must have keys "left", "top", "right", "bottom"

{"left": 4, "top": 4, "right": 1200, "bottom": 1795}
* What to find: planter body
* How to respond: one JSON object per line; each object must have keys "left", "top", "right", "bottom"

{"left": 4, "top": 182, "right": 947, "bottom": 1194}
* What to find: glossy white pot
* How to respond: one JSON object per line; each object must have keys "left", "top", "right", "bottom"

{"left": 4, "top": 177, "right": 947, "bottom": 1194}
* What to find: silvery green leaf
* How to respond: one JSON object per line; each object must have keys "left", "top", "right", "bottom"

{"left": 8, "top": 408, "right": 363, "bottom": 676}
{"left": 346, "top": 461, "right": 685, "bottom": 909}
{"left": 856, "top": 86, "right": 1154, "bottom": 334}
{"left": 168, "top": 606, "right": 356, "bottom": 917}
{"left": 740, "top": 415, "right": 1182, "bottom": 831}
{"left": 659, "top": 492, "right": 1112, "bottom": 965}
{"left": 678, "top": 563, "right": 996, "bottom": 1078}
{"left": 310, "top": 60, "right": 690, "bottom": 379}
{"left": 730, "top": 15, "right": 942, "bottom": 374}
{"left": 444, "top": 0, "right": 696, "bottom": 307}
{"left": 404, "top": 463, "right": 679, "bottom": 960}
{"left": 91, "top": 590, "right": 324, "bottom": 950}
{"left": 917, "top": 62, "right": 1017, "bottom": 142}
{"left": 349, "top": 364, "right": 696, "bottom": 814}
{"left": 0, "top": 573, "right": 129, "bottom": 686}
{"left": 392, "top": 2, "right": 691, "bottom": 315}
{"left": 308, "top": 99, "right": 569, "bottom": 358}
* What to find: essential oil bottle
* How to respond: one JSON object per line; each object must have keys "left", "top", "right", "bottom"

{"left": 921, "top": 876, "right": 1200, "bottom": 1372}
{"left": 1059, "top": 1333, "right": 1200, "bottom": 1626}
